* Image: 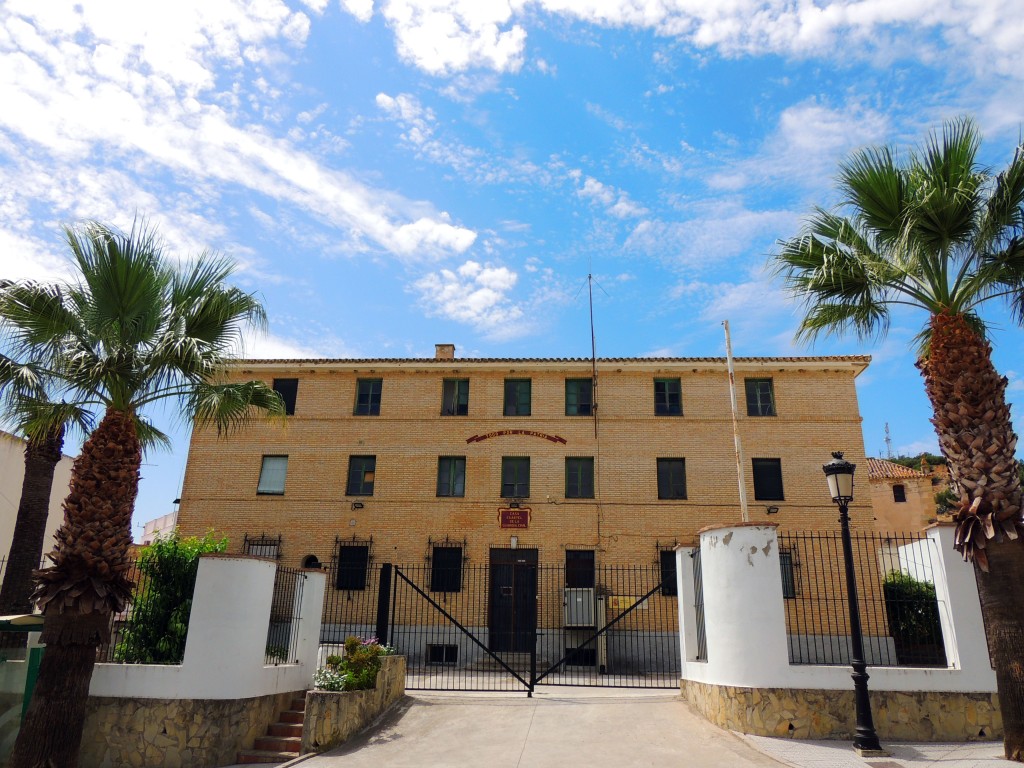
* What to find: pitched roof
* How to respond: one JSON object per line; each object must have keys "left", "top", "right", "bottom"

{"left": 866, "top": 457, "right": 928, "bottom": 480}
{"left": 235, "top": 354, "right": 871, "bottom": 367}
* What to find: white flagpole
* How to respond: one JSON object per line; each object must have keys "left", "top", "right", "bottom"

{"left": 723, "top": 320, "right": 750, "bottom": 523}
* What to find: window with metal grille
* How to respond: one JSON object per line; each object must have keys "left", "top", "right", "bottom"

{"left": 257, "top": 456, "right": 288, "bottom": 495}
{"left": 780, "top": 551, "right": 797, "bottom": 599}
{"left": 243, "top": 533, "right": 282, "bottom": 560}
{"left": 565, "top": 549, "right": 595, "bottom": 588}
{"left": 893, "top": 484, "right": 907, "bottom": 503}
{"left": 430, "top": 546, "right": 463, "bottom": 593}
{"left": 426, "top": 644, "right": 459, "bottom": 665}
{"left": 565, "top": 457, "right": 594, "bottom": 498}
{"left": 501, "top": 456, "right": 530, "bottom": 498}
{"left": 354, "top": 378, "right": 382, "bottom": 415}
{"left": 660, "top": 549, "right": 678, "bottom": 596}
{"left": 744, "top": 378, "right": 776, "bottom": 417}
{"left": 503, "top": 379, "right": 531, "bottom": 416}
{"left": 752, "top": 458, "right": 784, "bottom": 500}
{"left": 437, "top": 456, "right": 466, "bottom": 497}
{"left": 335, "top": 544, "right": 369, "bottom": 590}
{"left": 656, "top": 458, "right": 687, "bottom": 499}
{"left": 347, "top": 455, "right": 376, "bottom": 496}
{"left": 272, "top": 378, "right": 298, "bottom": 416}
{"left": 654, "top": 378, "right": 682, "bottom": 415}
{"left": 441, "top": 379, "right": 469, "bottom": 416}
{"left": 565, "top": 379, "right": 593, "bottom": 416}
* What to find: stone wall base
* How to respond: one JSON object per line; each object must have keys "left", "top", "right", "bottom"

{"left": 680, "top": 680, "right": 1001, "bottom": 742}
{"left": 302, "top": 655, "right": 406, "bottom": 754}
{"left": 79, "top": 689, "right": 303, "bottom": 768}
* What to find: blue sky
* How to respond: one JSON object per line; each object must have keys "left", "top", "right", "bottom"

{"left": 2, "top": 0, "right": 1023, "bottom": 537}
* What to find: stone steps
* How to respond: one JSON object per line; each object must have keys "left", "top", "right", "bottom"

{"left": 236, "top": 694, "right": 307, "bottom": 766}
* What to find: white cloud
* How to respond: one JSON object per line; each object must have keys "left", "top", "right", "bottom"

{"left": 0, "top": 2, "right": 477, "bottom": 278}
{"left": 413, "top": 259, "right": 528, "bottom": 337}
{"left": 341, "top": 0, "right": 376, "bottom": 23}
{"left": 240, "top": 329, "right": 326, "bottom": 359}
{"left": 575, "top": 174, "right": 647, "bottom": 219}
{"left": 364, "top": 0, "right": 1024, "bottom": 80}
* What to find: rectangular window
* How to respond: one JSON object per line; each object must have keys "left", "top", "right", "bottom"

{"left": 244, "top": 534, "right": 281, "bottom": 560}
{"left": 893, "top": 484, "right": 907, "bottom": 503}
{"left": 437, "top": 456, "right": 466, "bottom": 497}
{"left": 441, "top": 379, "right": 469, "bottom": 416}
{"left": 654, "top": 378, "right": 682, "bottom": 415}
{"left": 660, "top": 550, "right": 678, "bottom": 596}
{"left": 426, "top": 644, "right": 459, "bottom": 665}
{"left": 335, "top": 545, "right": 369, "bottom": 591}
{"left": 430, "top": 546, "right": 463, "bottom": 593}
{"left": 347, "top": 455, "right": 376, "bottom": 496}
{"left": 565, "top": 379, "right": 593, "bottom": 416}
{"left": 354, "top": 378, "right": 382, "bottom": 415}
{"left": 745, "top": 378, "right": 776, "bottom": 417}
{"left": 656, "top": 458, "right": 687, "bottom": 500}
{"left": 501, "top": 457, "right": 530, "bottom": 498}
{"left": 780, "top": 551, "right": 796, "bottom": 599}
{"left": 565, "top": 457, "right": 595, "bottom": 498}
{"left": 257, "top": 455, "right": 288, "bottom": 495}
{"left": 272, "top": 378, "right": 298, "bottom": 416}
{"left": 503, "top": 379, "right": 531, "bottom": 416}
{"left": 565, "top": 550, "right": 595, "bottom": 589}
{"left": 752, "top": 458, "right": 784, "bottom": 501}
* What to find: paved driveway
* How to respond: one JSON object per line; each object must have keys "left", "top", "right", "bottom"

{"left": 300, "top": 688, "right": 786, "bottom": 768}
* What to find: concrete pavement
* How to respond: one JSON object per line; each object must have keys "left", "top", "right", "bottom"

{"left": 242, "top": 688, "right": 1008, "bottom": 768}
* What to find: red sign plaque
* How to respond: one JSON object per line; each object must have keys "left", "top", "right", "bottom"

{"left": 498, "top": 507, "right": 531, "bottom": 529}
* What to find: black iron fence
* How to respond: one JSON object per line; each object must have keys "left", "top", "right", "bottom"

{"left": 265, "top": 566, "right": 306, "bottom": 664}
{"left": 690, "top": 548, "right": 707, "bottom": 661}
{"left": 373, "top": 561, "right": 679, "bottom": 691}
{"left": 777, "top": 530, "right": 948, "bottom": 667}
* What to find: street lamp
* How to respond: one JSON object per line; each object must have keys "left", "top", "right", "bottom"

{"left": 822, "top": 451, "right": 885, "bottom": 756}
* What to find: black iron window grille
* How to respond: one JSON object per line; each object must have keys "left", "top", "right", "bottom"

{"left": 779, "top": 550, "right": 798, "bottom": 599}
{"left": 334, "top": 536, "right": 373, "bottom": 591}
{"left": 430, "top": 545, "right": 464, "bottom": 593}
{"left": 243, "top": 533, "right": 282, "bottom": 560}
{"left": 658, "top": 547, "right": 678, "bottom": 597}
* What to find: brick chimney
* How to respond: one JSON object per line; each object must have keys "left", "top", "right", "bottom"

{"left": 435, "top": 344, "right": 455, "bottom": 360}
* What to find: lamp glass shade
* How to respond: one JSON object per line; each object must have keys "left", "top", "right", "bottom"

{"left": 823, "top": 453, "right": 855, "bottom": 502}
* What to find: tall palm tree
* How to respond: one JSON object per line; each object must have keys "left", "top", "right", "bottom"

{"left": 0, "top": 220, "right": 286, "bottom": 768}
{"left": 772, "top": 117, "right": 1024, "bottom": 760}
{"left": 0, "top": 377, "right": 92, "bottom": 618}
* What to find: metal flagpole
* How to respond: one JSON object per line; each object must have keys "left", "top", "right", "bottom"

{"left": 723, "top": 320, "right": 749, "bottom": 522}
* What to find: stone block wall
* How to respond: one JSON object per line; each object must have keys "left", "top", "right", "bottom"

{"left": 302, "top": 654, "right": 406, "bottom": 754}
{"left": 681, "top": 680, "right": 1001, "bottom": 742}
{"left": 78, "top": 689, "right": 302, "bottom": 768}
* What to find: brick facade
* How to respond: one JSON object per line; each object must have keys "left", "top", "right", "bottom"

{"left": 175, "top": 350, "right": 872, "bottom": 572}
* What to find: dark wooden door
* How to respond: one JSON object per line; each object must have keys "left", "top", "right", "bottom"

{"left": 488, "top": 548, "right": 538, "bottom": 652}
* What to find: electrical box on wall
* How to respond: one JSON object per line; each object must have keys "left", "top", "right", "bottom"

{"left": 564, "top": 587, "right": 595, "bottom": 627}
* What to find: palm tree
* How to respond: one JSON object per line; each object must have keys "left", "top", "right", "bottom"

{"left": 772, "top": 117, "right": 1024, "bottom": 760}
{"left": 0, "top": 378, "right": 92, "bottom": 618}
{"left": 0, "top": 220, "right": 286, "bottom": 768}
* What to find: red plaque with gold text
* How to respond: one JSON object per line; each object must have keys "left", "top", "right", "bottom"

{"left": 498, "top": 507, "right": 531, "bottom": 529}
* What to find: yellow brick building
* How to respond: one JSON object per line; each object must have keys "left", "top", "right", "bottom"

{"left": 175, "top": 346, "right": 872, "bottom": 572}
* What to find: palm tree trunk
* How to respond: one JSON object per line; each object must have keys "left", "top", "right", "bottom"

{"left": 0, "top": 427, "right": 65, "bottom": 616}
{"left": 10, "top": 409, "right": 140, "bottom": 768}
{"left": 920, "top": 311, "right": 1024, "bottom": 760}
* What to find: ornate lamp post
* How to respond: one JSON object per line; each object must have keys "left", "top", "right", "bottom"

{"left": 822, "top": 451, "right": 885, "bottom": 755}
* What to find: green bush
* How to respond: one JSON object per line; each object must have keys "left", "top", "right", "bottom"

{"left": 314, "top": 637, "right": 393, "bottom": 692}
{"left": 114, "top": 531, "right": 228, "bottom": 664}
{"left": 883, "top": 570, "right": 946, "bottom": 664}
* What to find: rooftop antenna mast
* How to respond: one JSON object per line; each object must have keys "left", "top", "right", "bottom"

{"left": 885, "top": 423, "right": 893, "bottom": 459}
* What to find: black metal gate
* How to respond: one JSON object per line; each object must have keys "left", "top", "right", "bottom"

{"left": 371, "top": 561, "right": 680, "bottom": 692}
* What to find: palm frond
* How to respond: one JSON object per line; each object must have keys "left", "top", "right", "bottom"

{"left": 186, "top": 380, "right": 286, "bottom": 435}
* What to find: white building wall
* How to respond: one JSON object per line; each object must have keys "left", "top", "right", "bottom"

{"left": 679, "top": 523, "right": 995, "bottom": 694}
{"left": 0, "top": 431, "right": 74, "bottom": 562}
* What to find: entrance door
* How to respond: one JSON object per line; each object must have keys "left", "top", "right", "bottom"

{"left": 488, "top": 548, "right": 538, "bottom": 652}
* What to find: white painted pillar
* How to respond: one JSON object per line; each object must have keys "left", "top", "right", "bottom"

{"left": 697, "top": 523, "right": 790, "bottom": 687}
{"left": 293, "top": 567, "right": 326, "bottom": 685}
